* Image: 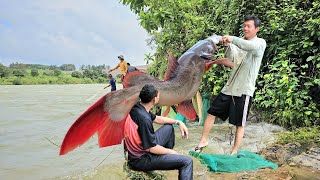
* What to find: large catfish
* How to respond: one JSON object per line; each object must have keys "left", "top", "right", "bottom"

{"left": 60, "top": 35, "right": 231, "bottom": 155}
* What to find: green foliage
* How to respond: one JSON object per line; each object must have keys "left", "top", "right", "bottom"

{"left": 12, "top": 78, "right": 23, "bottom": 85}
{"left": 43, "top": 69, "right": 54, "bottom": 76}
{"left": 54, "top": 69, "right": 63, "bottom": 76}
{"left": 71, "top": 71, "right": 83, "bottom": 78}
{"left": 0, "top": 75, "right": 98, "bottom": 85}
{"left": 12, "top": 69, "right": 27, "bottom": 77}
{"left": 277, "top": 126, "right": 320, "bottom": 146}
{"left": 0, "top": 64, "right": 11, "bottom": 78}
{"left": 9, "top": 62, "right": 58, "bottom": 70}
{"left": 60, "top": 64, "right": 76, "bottom": 71}
{"left": 251, "top": 0, "right": 320, "bottom": 127}
{"left": 83, "top": 69, "right": 105, "bottom": 80}
{"left": 31, "top": 69, "right": 39, "bottom": 77}
{"left": 121, "top": 0, "right": 320, "bottom": 128}
{"left": 0, "top": 63, "right": 110, "bottom": 85}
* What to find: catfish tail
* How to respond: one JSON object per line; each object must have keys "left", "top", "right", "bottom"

{"left": 59, "top": 86, "right": 141, "bottom": 155}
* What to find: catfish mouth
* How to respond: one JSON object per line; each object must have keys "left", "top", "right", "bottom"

{"left": 200, "top": 44, "right": 218, "bottom": 61}
{"left": 200, "top": 52, "right": 212, "bottom": 60}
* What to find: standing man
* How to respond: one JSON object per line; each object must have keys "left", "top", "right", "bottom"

{"left": 104, "top": 74, "right": 116, "bottom": 91}
{"left": 124, "top": 84, "right": 193, "bottom": 180}
{"left": 108, "top": 55, "right": 128, "bottom": 81}
{"left": 194, "top": 15, "right": 266, "bottom": 155}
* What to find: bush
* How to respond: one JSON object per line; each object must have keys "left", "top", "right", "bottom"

{"left": 71, "top": 71, "right": 83, "bottom": 78}
{"left": 0, "top": 64, "right": 11, "bottom": 78}
{"left": 12, "top": 78, "right": 23, "bottom": 85}
{"left": 31, "top": 69, "right": 39, "bottom": 77}
{"left": 277, "top": 126, "right": 320, "bottom": 146}
{"left": 43, "top": 70, "right": 54, "bottom": 76}
{"left": 54, "top": 69, "right": 62, "bottom": 76}
{"left": 12, "top": 69, "right": 28, "bottom": 77}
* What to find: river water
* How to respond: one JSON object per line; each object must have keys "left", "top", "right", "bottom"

{"left": 1, "top": 84, "right": 320, "bottom": 180}
{"left": 0, "top": 84, "right": 127, "bottom": 180}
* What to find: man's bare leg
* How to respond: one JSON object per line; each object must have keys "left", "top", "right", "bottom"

{"left": 230, "top": 126, "right": 244, "bottom": 155}
{"left": 196, "top": 114, "right": 216, "bottom": 147}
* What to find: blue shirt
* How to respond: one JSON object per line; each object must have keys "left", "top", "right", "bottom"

{"left": 109, "top": 78, "right": 116, "bottom": 91}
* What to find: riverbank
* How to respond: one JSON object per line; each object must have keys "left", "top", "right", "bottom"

{"left": 71, "top": 121, "right": 320, "bottom": 179}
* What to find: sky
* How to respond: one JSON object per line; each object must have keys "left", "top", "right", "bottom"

{"left": 0, "top": 0, "right": 153, "bottom": 68}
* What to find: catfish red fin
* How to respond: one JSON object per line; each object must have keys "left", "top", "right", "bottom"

{"left": 162, "top": 106, "right": 171, "bottom": 117}
{"left": 123, "top": 71, "right": 161, "bottom": 88}
{"left": 164, "top": 51, "right": 179, "bottom": 81}
{"left": 97, "top": 86, "right": 140, "bottom": 147}
{"left": 176, "top": 100, "right": 197, "bottom": 120}
{"left": 60, "top": 95, "right": 107, "bottom": 155}
{"left": 60, "top": 86, "right": 141, "bottom": 155}
{"left": 97, "top": 115, "right": 127, "bottom": 147}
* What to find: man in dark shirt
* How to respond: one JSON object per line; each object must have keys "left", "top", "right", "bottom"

{"left": 104, "top": 74, "right": 116, "bottom": 91}
{"left": 124, "top": 84, "right": 193, "bottom": 180}
{"left": 127, "top": 62, "right": 138, "bottom": 73}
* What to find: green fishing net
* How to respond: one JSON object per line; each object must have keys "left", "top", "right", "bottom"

{"left": 175, "top": 113, "right": 187, "bottom": 124}
{"left": 199, "top": 94, "right": 210, "bottom": 126}
{"left": 189, "top": 150, "right": 278, "bottom": 173}
{"left": 161, "top": 106, "right": 176, "bottom": 118}
{"left": 161, "top": 107, "right": 187, "bottom": 126}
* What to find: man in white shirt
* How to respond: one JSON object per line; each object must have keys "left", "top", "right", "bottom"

{"left": 194, "top": 15, "right": 267, "bottom": 155}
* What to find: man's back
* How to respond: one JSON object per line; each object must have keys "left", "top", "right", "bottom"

{"left": 127, "top": 65, "right": 138, "bottom": 73}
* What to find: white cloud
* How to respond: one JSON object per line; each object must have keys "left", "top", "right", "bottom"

{"left": 0, "top": 0, "right": 152, "bottom": 68}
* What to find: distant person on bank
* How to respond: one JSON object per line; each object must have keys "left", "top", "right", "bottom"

{"left": 127, "top": 62, "right": 138, "bottom": 73}
{"left": 104, "top": 74, "right": 116, "bottom": 91}
{"left": 108, "top": 55, "right": 128, "bottom": 81}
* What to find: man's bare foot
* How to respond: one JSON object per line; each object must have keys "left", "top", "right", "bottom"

{"left": 230, "top": 149, "right": 238, "bottom": 155}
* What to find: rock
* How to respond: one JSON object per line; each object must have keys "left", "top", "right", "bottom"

{"left": 289, "top": 162, "right": 297, "bottom": 166}
{"left": 290, "top": 147, "right": 320, "bottom": 170}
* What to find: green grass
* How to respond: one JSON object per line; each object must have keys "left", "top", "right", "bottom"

{"left": 277, "top": 126, "right": 320, "bottom": 146}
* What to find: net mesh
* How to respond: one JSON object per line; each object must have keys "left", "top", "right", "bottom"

{"left": 189, "top": 150, "right": 278, "bottom": 173}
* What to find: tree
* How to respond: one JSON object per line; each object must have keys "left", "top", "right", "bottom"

{"left": 60, "top": 64, "right": 76, "bottom": 71}
{"left": 12, "top": 69, "right": 27, "bottom": 77}
{"left": 0, "top": 64, "right": 11, "bottom": 78}
{"left": 31, "top": 69, "right": 39, "bottom": 77}
{"left": 71, "top": 71, "right": 83, "bottom": 78}
{"left": 54, "top": 69, "right": 62, "bottom": 76}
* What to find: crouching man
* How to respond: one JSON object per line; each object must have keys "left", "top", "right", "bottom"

{"left": 124, "top": 84, "right": 193, "bottom": 180}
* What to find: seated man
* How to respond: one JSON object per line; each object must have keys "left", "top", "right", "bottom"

{"left": 124, "top": 84, "right": 193, "bottom": 180}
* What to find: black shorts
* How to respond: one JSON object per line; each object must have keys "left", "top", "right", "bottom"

{"left": 207, "top": 93, "right": 252, "bottom": 126}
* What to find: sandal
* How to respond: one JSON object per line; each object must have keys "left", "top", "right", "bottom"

{"left": 193, "top": 145, "right": 207, "bottom": 153}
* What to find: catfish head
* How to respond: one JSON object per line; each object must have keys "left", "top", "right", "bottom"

{"left": 177, "top": 34, "right": 224, "bottom": 73}
{"left": 187, "top": 34, "right": 222, "bottom": 60}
